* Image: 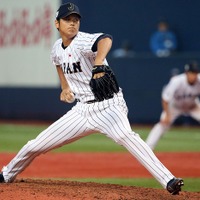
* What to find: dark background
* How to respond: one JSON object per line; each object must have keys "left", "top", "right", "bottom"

{"left": 64, "top": 0, "right": 200, "bottom": 53}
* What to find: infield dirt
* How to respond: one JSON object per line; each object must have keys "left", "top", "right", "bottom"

{"left": 0, "top": 152, "right": 200, "bottom": 200}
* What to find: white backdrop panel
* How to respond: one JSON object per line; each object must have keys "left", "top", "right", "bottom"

{"left": 0, "top": 0, "right": 60, "bottom": 87}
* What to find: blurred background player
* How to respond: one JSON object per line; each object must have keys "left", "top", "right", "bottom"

{"left": 146, "top": 61, "right": 200, "bottom": 150}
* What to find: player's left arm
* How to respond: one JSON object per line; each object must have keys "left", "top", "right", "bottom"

{"left": 93, "top": 35, "right": 112, "bottom": 79}
{"left": 95, "top": 37, "right": 112, "bottom": 65}
{"left": 89, "top": 35, "right": 119, "bottom": 101}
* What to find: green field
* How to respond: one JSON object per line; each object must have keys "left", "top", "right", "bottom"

{"left": 0, "top": 123, "right": 199, "bottom": 192}
{"left": 0, "top": 123, "right": 199, "bottom": 152}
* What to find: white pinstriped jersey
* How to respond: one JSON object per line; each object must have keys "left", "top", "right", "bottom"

{"left": 50, "top": 31, "right": 109, "bottom": 102}
{"left": 1, "top": 30, "right": 176, "bottom": 189}
{"left": 162, "top": 74, "right": 200, "bottom": 109}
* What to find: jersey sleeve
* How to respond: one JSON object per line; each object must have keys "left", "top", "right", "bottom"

{"left": 76, "top": 32, "right": 104, "bottom": 55}
{"left": 91, "top": 34, "right": 113, "bottom": 52}
{"left": 50, "top": 39, "right": 62, "bottom": 66}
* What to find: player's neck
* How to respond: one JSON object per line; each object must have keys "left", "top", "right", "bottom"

{"left": 61, "top": 34, "right": 76, "bottom": 47}
{"left": 62, "top": 38, "right": 72, "bottom": 47}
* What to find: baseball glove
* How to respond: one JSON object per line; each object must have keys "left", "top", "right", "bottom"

{"left": 89, "top": 65, "right": 119, "bottom": 101}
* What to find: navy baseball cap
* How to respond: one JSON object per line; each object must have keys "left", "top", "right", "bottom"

{"left": 56, "top": 3, "right": 81, "bottom": 20}
{"left": 185, "top": 62, "right": 199, "bottom": 73}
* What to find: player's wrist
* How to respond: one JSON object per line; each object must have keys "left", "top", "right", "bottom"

{"left": 92, "top": 65, "right": 105, "bottom": 73}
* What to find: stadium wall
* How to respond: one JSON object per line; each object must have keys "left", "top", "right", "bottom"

{"left": 1, "top": 54, "right": 200, "bottom": 124}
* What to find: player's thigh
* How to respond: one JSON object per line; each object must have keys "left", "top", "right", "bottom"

{"left": 92, "top": 105, "right": 132, "bottom": 141}
{"left": 32, "top": 109, "right": 88, "bottom": 151}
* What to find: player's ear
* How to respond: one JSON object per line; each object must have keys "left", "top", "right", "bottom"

{"left": 55, "top": 20, "right": 59, "bottom": 29}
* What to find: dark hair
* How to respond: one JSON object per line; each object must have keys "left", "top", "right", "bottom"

{"left": 184, "top": 61, "right": 199, "bottom": 73}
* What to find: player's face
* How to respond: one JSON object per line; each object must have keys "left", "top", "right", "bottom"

{"left": 55, "top": 14, "right": 80, "bottom": 39}
{"left": 186, "top": 72, "right": 198, "bottom": 85}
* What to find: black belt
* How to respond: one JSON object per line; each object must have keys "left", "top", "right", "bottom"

{"left": 77, "top": 96, "right": 114, "bottom": 104}
{"left": 77, "top": 99, "right": 98, "bottom": 104}
{"left": 85, "top": 99, "right": 98, "bottom": 104}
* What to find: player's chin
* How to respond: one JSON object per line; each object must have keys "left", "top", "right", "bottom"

{"left": 67, "top": 29, "right": 78, "bottom": 36}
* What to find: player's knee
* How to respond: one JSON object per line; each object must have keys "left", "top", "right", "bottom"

{"left": 114, "top": 131, "right": 140, "bottom": 145}
{"left": 159, "top": 122, "right": 170, "bottom": 130}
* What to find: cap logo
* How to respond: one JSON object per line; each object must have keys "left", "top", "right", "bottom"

{"left": 67, "top": 3, "right": 75, "bottom": 11}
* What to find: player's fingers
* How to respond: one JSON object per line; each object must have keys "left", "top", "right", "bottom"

{"left": 93, "top": 72, "right": 105, "bottom": 79}
{"left": 65, "top": 92, "right": 75, "bottom": 103}
{"left": 60, "top": 91, "right": 70, "bottom": 102}
{"left": 60, "top": 93, "right": 66, "bottom": 102}
{"left": 66, "top": 92, "right": 74, "bottom": 99}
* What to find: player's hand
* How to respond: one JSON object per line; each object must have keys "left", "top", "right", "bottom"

{"left": 161, "top": 114, "right": 171, "bottom": 125}
{"left": 89, "top": 65, "right": 119, "bottom": 101}
{"left": 93, "top": 72, "right": 105, "bottom": 79}
{"left": 92, "top": 66, "right": 105, "bottom": 79}
{"left": 60, "top": 89, "right": 75, "bottom": 103}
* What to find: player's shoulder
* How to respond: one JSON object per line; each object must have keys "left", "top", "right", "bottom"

{"left": 169, "top": 73, "right": 185, "bottom": 83}
{"left": 75, "top": 31, "right": 90, "bottom": 40}
{"left": 196, "top": 74, "right": 200, "bottom": 85}
{"left": 76, "top": 31, "right": 104, "bottom": 41}
{"left": 50, "top": 38, "right": 63, "bottom": 60}
{"left": 78, "top": 31, "right": 103, "bottom": 37}
{"left": 52, "top": 38, "right": 62, "bottom": 50}
{"left": 166, "top": 74, "right": 186, "bottom": 89}
{"left": 77, "top": 31, "right": 91, "bottom": 37}
{"left": 198, "top": 74, "right": 200, "bottom": 80}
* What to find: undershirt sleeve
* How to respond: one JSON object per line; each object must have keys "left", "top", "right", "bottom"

{"left": 91, "top": 34, "right": 113, "bottom": 52}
